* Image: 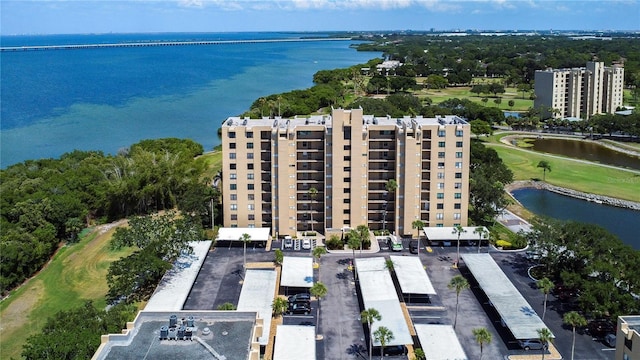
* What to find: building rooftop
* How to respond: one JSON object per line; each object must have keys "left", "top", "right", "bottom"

{"left": 236, "top": 269, "right": 278, "bottom": 346}
{"left": 414, "top": 324, "right": 467, "bottom": 360}
{"left": 216, "top": 227, "right": 271, "bottom": 242}
{"left": 422, "top": 226, "right": 488, "bottom": 242}
{"left": 389, "top": 255, "right": 436, "bottom": 295}
{"left": 621, "top": 315, "right": 640, "bottom": 333}
{"left": 273, "top": 325, "right": 316, "bottom": 360}
{"left": 93, "top": 311, "right": 259, "bottom": 360}
{"left": 281, "top": 256, "right": 313, "bottom": 288}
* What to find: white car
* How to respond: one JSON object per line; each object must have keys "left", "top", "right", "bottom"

{"left": 302, "top": 239, "right": 311, "bottom": 250}
{"left": 283, "top": 236, "right": 293, "bottom": 250}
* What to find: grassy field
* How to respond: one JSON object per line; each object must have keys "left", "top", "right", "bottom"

{"left": 197, "top": 150, "right": 223, "bottom": 180}
{"left": 0, "top": 221, "right": 132, "bottom": 359}
{"left": 485, "top": 139, "right": 640, "bottom": 202}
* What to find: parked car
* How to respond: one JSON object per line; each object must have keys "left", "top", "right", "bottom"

{"left": 288, "top": 293, "right": 311, "bottom": 303}
{"left": 373, "top": 345, "right": 406, "bottom": 356}
{"left": 518, "top": 339, "right": 548, "bottom": 351}
{"left": 525, "top": 250, "right": 541, "bottom": 260}
{"left": 302, "top": 238, "right": 311, "bottom": 250}
{"left": 604, "top": 333, "right": 616, "bottom": 347}
{"left": 409, "top": 240, "right": 419, "bottom": 254}
{"left": 588, "top": 319, "right": 616, "bottom": 339}
{"left": 387, "top": 236, "right": 402, "bottom": 252}
{"left": 283, "top": 237, "right": 293, "bottom": 250}
{"left": 288, "top": 303, "right": 311, "bottom": 315}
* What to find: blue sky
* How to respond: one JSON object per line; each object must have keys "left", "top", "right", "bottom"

{"left": 1, "top": 0, "right": 638, "bottom": 35}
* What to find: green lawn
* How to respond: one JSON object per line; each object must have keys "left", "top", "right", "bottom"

{"left": 411, "top": 84, "right": 534, "bottom": 112}
{"left": 0, "top": 223, "right": 133, "bottom": 360}
{"left": 197, "top": 150, "right": 223, "bottom": 180}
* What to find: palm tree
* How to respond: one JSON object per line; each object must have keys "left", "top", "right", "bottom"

{"left": 452, "top": 225, "right": 467, "bottom": 268}
{"left": 274, "top": 249, "right": 283, "bottom": 266}
{"left": 308, "top": 187, "right": 318, "bottom": 232}
{"left": 537, "top": 277, "right": 554, "bottom": 320}
{"left": 373, "top": 326, "right": 394, "bottom": 360}
{"left": 271, "top": 297, "right": 289, "bottom": 317}
{"left": 448, "top": 275, "right": 469, "bottom": 329}
{"left": 472, "top": 327, "right": 492, "bottom": 359}
{"left": 537, "top": 328, "right": 553, "bottom": 360}
{"left": 361, "top": 308, "right": 382, "bottom": 360}
{"left": 473, "top": 226, "right": 488, "bottom": 253}
{"left": 312, "top": 246, "right": 326, "bottom": 266}
{"left": 384, "top": 179, "right": 397, "bottom": 233}
{"left": 310, "top": 282, "right": 328, "bottom": 332}
{"left": 384, "top": 258, "right": 395, "bottom": 273}
{"left": 412, "top": 219, "right": 425, "bottom": 256}
{"left": 563, "top": 311, "right": 587, "bottom": 360}
{"left": 217, "top": 302, "right": 236, "bottom": 310}
{"left": 240, "top": 233, "right": 251, "bottom": 269}
{"left": 537, "top": 160, "right": 552, "bottom": 181}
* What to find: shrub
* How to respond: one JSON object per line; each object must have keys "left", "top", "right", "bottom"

{"left": 496, "top": 239, "right": 512, "bottom": 249}
{"left": 326, "top": 235, "right": 343, "bottom": 250}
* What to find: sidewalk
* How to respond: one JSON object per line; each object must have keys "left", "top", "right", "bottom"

{"left": 496, "top": 209, "right": 532, "bottom": 234}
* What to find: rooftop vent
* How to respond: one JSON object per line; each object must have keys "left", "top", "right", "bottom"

{"left": 169, "top": 315, "right": 177, "bottom": 327}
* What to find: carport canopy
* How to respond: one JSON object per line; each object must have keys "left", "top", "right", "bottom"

{"left": 281, "top": 256, "right": 313, "bottom": 288}
{"left": 356, "top": 257, "right": 413, "bottom": 347}
{"left": 422, "top": 226, "right": 488, "bottom": 242}
{"left": 236, "top": 269, "right": 277, "bottom": 345}
{"left": 414, "top": 324, "right": 467, "bottom": 360}
{"left": 216, "top": 227, "right": 270, "bottom": 242}
{"left": 461, "top": 253, "right": 552, "bottom": 340}
{"left": 390, "top": 255, "right": 436, "bottom": 295}
{"left": 273, "top": 325, "right": 316, "bottom": 360}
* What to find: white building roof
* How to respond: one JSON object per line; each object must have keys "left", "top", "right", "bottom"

{"left": 356, "top": 257, "right": 412, "bottom": 346}
{"left": 144, "top": 241, "right": 211, "bottom": 312}
{"left": 281, "top": 256, "right": 313, "bottom": 288}
{"left": 422, "top": 226, "right": 488, "bottom": 241}
{"left": 236, "top": 269, "right": 278, "bottom": 345}
{"left": 216, "top": 227, "right": 271, "bottom": 241}
{"left": 273, "top": 325, "right": 316, "bottom": 360}
{"left": 414, "top": 324, "right": 467, "bottom": 360}
{"left": 389, "top": 256, "right": 436, "bottom": 295}
{"left": 461, "top": 254, "right": 551, "bottom": 340}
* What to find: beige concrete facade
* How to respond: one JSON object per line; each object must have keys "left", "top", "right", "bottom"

{"left": 616, "top": 316, "right": 640, "bottom": 360}
{"left": 221, "top": 108, "right": 470, "bottom": 238}
{"left": 534, "top": 61, "right": 624, "bottom": 119}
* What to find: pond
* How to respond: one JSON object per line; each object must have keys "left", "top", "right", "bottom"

{"left": 511, "top": 188, "right": 640, "bottom": 250}
{"left": 528, "top": 138, "right": 640, "bottom": 170}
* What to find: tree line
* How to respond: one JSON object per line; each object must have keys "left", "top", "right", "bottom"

{"left": 0, "top": 138, "right": 217, "bottom": 295}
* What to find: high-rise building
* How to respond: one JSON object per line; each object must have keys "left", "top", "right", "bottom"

{"left": 220, "top": 108, "right": 470, "bottom": 238}
{"left": 534, "top": 61, "right": 624, "bottom": 119}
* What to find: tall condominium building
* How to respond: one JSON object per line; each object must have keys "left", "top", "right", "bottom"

{"left": 220, "top": 108, "right": 470, "bottom": 238}
{"left": 534, "top": 61, "right": 624, "bottom": 119}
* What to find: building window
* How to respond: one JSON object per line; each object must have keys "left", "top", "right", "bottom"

{"left": 438, "top": 162, "right": 445, "bottom": 169}
{"left": 231, "top": 214, "right": 238, "bottom": 220}
{"left": 437, "top": 183, "right": 444, "bottom": 189}
{"left": 455, "top": 130, "right": 463, "bottom": 137}
{"left": 438, "top": 130, "right": 446, "bottom": 137}
{"left": 455, "top": 172, "right": 462, "bottom": 179}
{"left": 248, "top": 173, "right": 254, "bottom": 180}
{"left": 230, "top": 204, "right": 237, "bottom": 210}
{"left": 454, "top": 193, "right": 462, "bottom": 199}
{"left": 438, "top": 141, "right": 445, "bottom": 147}
{"left": 230, "top": 173, "right": 237, "bottom": 180}
{"left": 229, "top": 153, "right": 236, "bottom": 159}
{"left": 455, "top": 182, "right": 462, "bottom": 189}
{"left": 229, "top": 143, "right": 236, "bottom": 149}
{"left": 344, "top": 155, "right": 351, "bottom": 161}
{"left": 247, "top": 163, "right": 254, "bottom": 170}
{"left": 344, "top": 177, "right": 351, "bottom": 182}
{"left": 456, "top": 152, "right": 463, "bottom": 158}
{"left": 228, "top": 132, "right": 236, "bottom": 138}
{"left": 247, "top": 142, "right": 254, "bottom": 149}
{"left": 454, "top": 213, "right": 461, "bottom": 220}
{"left": 230, "top": 184, "right": 237, "bottom": 190}
{"left": 248, "top": 214, "right": 255, "bottom": 221}
{"left": 455, "top": 162, "right": 463, "bottom": 168}
{"left": 454, "top": 203, "right": 461, "bottom": 209}
{"left": 248, "top": 204, "right": 255, "bottom": 210}
{"left": 456, "top": 141, "right": 463, "bottom": 147}
{"left": 248, "top": 194, "right": 254, "bottom": 201}
{"left": 438, "top": 152, "right": 445, "bottom": 158}
{"left": 230, "top": 194, "right": 237, "bottom": 200}
{"left": 248, "top": 184, "right": 254, "bottom": 190}
{"left": 230, "top": 163, "right": 236, "bottom": 170}
{"left": 436, "top": 213, "right": 444, "bottom": 220}
{"left": 343, "top": 199, "right": 350, "bottom": 204}
{"left": 437, "top": 193, "right": 444, "bottom": 199}
{"left": 246, "top": 131, "right": 253, "bottom": 138}
{"left": 437, "top": 172, "right": 445, "bottom": 179}
{"left": 437, "top": 203, "right": 444, "bottom": 210}
{"left": 247, "top": 153, "right": 254, "bottom": 159}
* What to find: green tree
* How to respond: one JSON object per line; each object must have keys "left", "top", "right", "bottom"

{"left": 472, "top": 327, "right": 492, "bottom": 360}
{"left": 413, "top": 348, "right": 426, "bottom": 360}
{"left": 473, "top": 226, "right": 489, "bottom": 253}
{"left": 448, "top": 275, "right": 470, "bottom": 329}
{"left": 274, "top": 249, "right": 283, "bottom": 266}
{"left": 481, "top": 97, "right": 489, "bottom": 106}
{"left": 385, "top": 258, "right": 395, "bottom": 273}
{"left": 312, "top": 246, "right": 327, "bottom": 265}
{"left": 373, "top": 326, "right": 394, "bottom": 360}
{"left": 493, "top": 97, "right": 502, "bottom": 108}
{"left": 452, "top": 225, "right": 467, "bottom": 268}
{"left": 310, "top": 282, "right": 328, "bottom": 331}
{"left": 563, "top": 311, "right": 587, "bottom": 360}
{"left": 217, "top": 302, "right": 236, "bottom": 310}
{"left": 411, "top": 219, "right": 425, "bottom": 256}
{"left": 361, "top": 308, "right": 382, "bottom": 360}
{"left": 537, "top": 277, "right": 554, "bottom": 320}
{"left": 537, "top": 327, "right": 553, "bottom": 360}
{"left": 271, "top": 297, "right": 289, "bottom": 317}
{"left": 241, "top": 233, "right": 252, "bottom": 269}
{"left": 537, "top": 160, "right": 552, "bottom": 181}
{"left": 508, "top": 99, "right": 515, "bottom": 109}
{"left": 470, "top": 119, "right": 493, "bottom": 138}
{"left": 308, "top": 187, "right": 318, "bottom": 232}
{"left": 64, "top": 217, "right": 83, "bottom": 243}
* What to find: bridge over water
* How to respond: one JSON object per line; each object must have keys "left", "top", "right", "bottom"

{"left": 0, "top": 37, "right": 352, "bottom": 52}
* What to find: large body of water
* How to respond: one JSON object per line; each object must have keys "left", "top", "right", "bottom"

{"left": 529, "top": 138, "right": 640, "bottom": 170}
{"left": 0, "top": 32, "right": 380, "bottom": 167}
{"left": 512, "top": 188, "right": 640, "bottom": 250}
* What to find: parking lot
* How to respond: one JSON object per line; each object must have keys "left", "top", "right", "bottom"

{"left": 184, "top": 239, "right": 615, "bottom": 360}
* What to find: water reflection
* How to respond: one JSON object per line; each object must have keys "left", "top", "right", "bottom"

{"left": 529, "top": 138, "right": 640, "bottom": 170}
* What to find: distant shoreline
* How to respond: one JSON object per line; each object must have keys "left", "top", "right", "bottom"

{"left": 505, "top": 180, "right": 640, "bottom": 211}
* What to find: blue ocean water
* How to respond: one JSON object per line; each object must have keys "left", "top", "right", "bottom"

{"left": 0, "top": 33, "right": 379, "bottom": 167}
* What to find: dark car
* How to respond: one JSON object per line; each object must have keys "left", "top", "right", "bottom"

{"left": 588, "top": 319, "right": 616, "bottom": 339}
{"left": 373, "top": 345, "right": 406, "bottom": 356}
{"left": 288, "top": 293, "right": 311, "bottom": 303}
{"left": 409, "top": 240, "right": 419, "bottom": 254}
{"left": 288, "top": 303, "right": 311, "bottom": 315}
